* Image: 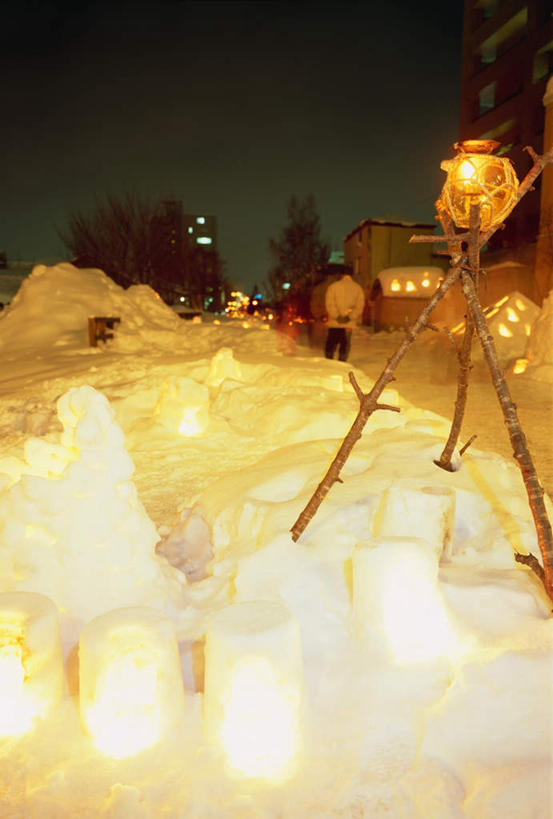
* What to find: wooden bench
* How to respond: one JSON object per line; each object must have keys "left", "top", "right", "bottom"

{"left": 88, "top": 316, "right": 121, "bottom": 347}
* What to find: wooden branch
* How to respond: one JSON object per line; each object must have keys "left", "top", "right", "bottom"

{"left": 514, "top": 551, "right": 546, "bottom": 584}
{"left": 435, "top": 204, "right": 480, "bottom": 472}
{"left": 461, "top": 270, "right": 553, "bottom": 603}
{"left": 478, "top": 146, "right": 553, "bottom": 249}
{"left": 290, "top": 263, "right": 463, "bottom": 542}
{"left": 459, "top": 433, "right": 477, "bottom": 457}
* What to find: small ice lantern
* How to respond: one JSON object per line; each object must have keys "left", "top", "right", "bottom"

{"left": 373, "top": 483, "right": 456, "bottom": 561}
{"left": 154, "top": 377, "right": 210, "bottom": 436}
{"left": 204, "top": 600, "right": 303, "bottom": 782}
{"left": 79, "top": 607, "right": 186, "bottom": 758}
{"left": 0, "top": 592, "right": 64, "bottom": 736}
{"left": 353, "top": 538, "right": 458, "bottom": 664}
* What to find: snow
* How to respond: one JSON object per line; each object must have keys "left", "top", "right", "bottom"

{"left": 0, "top": 262, "right": 552, "bottom": 818}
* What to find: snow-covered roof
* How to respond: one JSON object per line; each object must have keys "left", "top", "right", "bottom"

{"left": 374, "top": 266, "right": 444, "bottom": 298}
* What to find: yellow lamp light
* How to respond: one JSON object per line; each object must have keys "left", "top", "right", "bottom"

{"left": 440, "top": 140, "right": 518, "bottom": 231}
{"left": 203, "top": 600, "right": 303, "bottom": 782}
{"left": 79, "top": 607, "right": 186, "bottom": 758}
{"left": 0, "top": 592, "right": 64, "bottom": 737}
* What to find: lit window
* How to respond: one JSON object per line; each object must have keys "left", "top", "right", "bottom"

{"left": 196, "top": 217, "right": 206, "bottom": 224}
{"left": 197, "top": 237, "right": 212, "bottom": 245}
{"left": 478, "top": 82, "right": 496, "bottom": 116}
{"left": 188, "top": 227, "right": 193, "bottom": 234}
{"left": 533, "top": 41, "right": 553, "bottom": 84}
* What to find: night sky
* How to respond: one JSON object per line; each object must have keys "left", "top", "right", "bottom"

{"left": 3, "top": 0, "right": 463, "bottom": 292}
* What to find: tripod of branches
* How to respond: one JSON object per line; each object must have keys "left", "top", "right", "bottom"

{"left": 290, "top": 145, "right": 553, "bottom": 606}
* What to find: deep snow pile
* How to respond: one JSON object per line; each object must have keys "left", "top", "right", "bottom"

{"left": 0, "top": 263, "right": 552, "bottom": 818}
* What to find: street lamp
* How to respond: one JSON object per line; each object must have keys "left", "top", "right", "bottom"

{"left": 440, "top": 139, "right": 519, "bottom": 232}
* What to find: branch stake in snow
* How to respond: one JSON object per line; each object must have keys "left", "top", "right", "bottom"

{"left": 291, "top": 140, "right": 553, "bottom": 607}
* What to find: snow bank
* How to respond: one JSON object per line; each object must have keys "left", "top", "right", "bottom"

{"left": 0, "top": 263, "right": 552, "bottom": 817}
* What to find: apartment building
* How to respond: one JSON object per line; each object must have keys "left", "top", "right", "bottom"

{"left": 459, "top": 0, "right": 553, "bottom": 253}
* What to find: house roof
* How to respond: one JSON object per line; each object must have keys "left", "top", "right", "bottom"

{"left": 343, "top": 217, "right": 436, "bottom": 243}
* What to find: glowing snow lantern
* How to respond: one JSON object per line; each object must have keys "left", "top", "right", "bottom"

{"left": 0, "top": 592, "right": 64, "bottom": 736}
{"left": 440, "top": 139, "right": 518, "bottom": 231}
{"left": 498, "top": 323, "right": 513, "bottom": 338}
{"left": 405, "top": 280, "right": 416, "bottom": 292}
{"left": 390, "top": 279, "right": 401, "bottom": 292}
{"left": 79, "top": 607, "right": 185, "bottom": 758}
{"left": 204, "top": 600, "right": 303, "bottom": 782}
{"left": 353, "top": 538, "right": 459, "bottom": 664}
{"left": 513, "top": 358, "right": 528, "bottom": 374}
{"left": 373, "top": 483, "right": 456, "bottom": 561}
{"left": 155, "top": 377, "right": 209, "bottom": 436}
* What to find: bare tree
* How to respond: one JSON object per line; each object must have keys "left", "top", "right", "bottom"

{"left": 57, "top": 192, "right": 228, "bottom": 307}
{"left": 268, "top": 195, "right": 330, "bottom": 302}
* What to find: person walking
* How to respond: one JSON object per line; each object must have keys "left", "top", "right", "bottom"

{"left": 324, "top": 266, "right": 365, "bottom": 361}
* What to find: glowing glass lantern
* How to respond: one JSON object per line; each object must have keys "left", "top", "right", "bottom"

{"left": 0, "top": 592, "right": 64, "bottom": 736}
{"left": 203, "top": 600, "right": 303, "bottom": 782}
{"left": 440, "top": 140, "right": 518, "bottom": 232}
{"left": 79, "top": 607, "right": 186, "bottom": 758}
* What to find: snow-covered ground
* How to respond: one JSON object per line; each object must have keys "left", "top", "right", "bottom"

{"left": 0, "top": 263, "right": 552, "bottom": 818}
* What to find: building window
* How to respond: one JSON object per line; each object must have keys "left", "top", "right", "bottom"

{"left": 479, "top": 82, "right": 496, "bottom": 116}
{"left": 197, "top": 237, "right": 212, "bottom": 245}
{"left": 479, "top": 34, "right": 497, "bottom": 68}
{"left": 481, "top": 117, "right": 517, "bottom": 140}
{"left": 196, "top": 216, "right": 206, "bottom": 224}
{"left": 357, "top": 229, "right": 363, "bottom": 244}
{"left": 533, "top": 41, "right": 553, "bottom": 83}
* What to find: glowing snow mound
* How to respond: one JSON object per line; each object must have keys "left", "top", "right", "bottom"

{"left": 450, "top": 291, "right": 539, "bottom": 365}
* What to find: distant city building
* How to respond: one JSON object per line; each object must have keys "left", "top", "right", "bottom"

{"left": 342, "top": 218, "right": 440, "bottom": 293}
{"left": 459, "top": 0, "right": 552, "bottom": 253}
{"left": 183, "top": 213, "right": 217, "bottom": 250}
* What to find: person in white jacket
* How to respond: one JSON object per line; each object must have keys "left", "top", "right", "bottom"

{"left": 324, "top": 268, "right": 365, "bottom": 361}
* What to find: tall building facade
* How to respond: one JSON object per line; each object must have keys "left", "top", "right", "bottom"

{"left": 459, "top": 0, "right": 553, "bottom": 253}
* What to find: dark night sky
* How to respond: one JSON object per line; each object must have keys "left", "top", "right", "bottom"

{"left": 3, "top": 0, "right": 464, "bottom": 292}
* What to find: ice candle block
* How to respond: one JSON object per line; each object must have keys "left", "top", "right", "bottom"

{"left": 0, "top": 591, "right": 64, "bottom": 736}
{"left": 79, "top": 607, "right": 186, "bottom": 758}
{"left": 373, "top": 483, "right": 456, "bottom": 560}
{"left": 353, "top": 537, "right": 458, "bottom": 664}
{"left": 204, "top": 599, "right": 303, "bottom": 782}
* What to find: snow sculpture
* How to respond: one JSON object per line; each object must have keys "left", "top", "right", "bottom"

{"left": 0, "top": 592, "right": 64, "bottom": 736}
{"left": 373, "top": 482, "right": 456, "bottom": 560}
{"left": 353, "top": 537, "right": 458, "bottom": 664}
{"left": 79, "top": 607, "right": 185, "bottom": 758}
{"left": 203, "top": 599, "right": 303, "bottom": 781}
{"left": 0, "top": 385, "right": 185, "bottom": 647}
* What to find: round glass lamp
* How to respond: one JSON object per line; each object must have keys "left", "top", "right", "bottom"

{"left": 440, "top": 140, "right": 519, "bottom": 232}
